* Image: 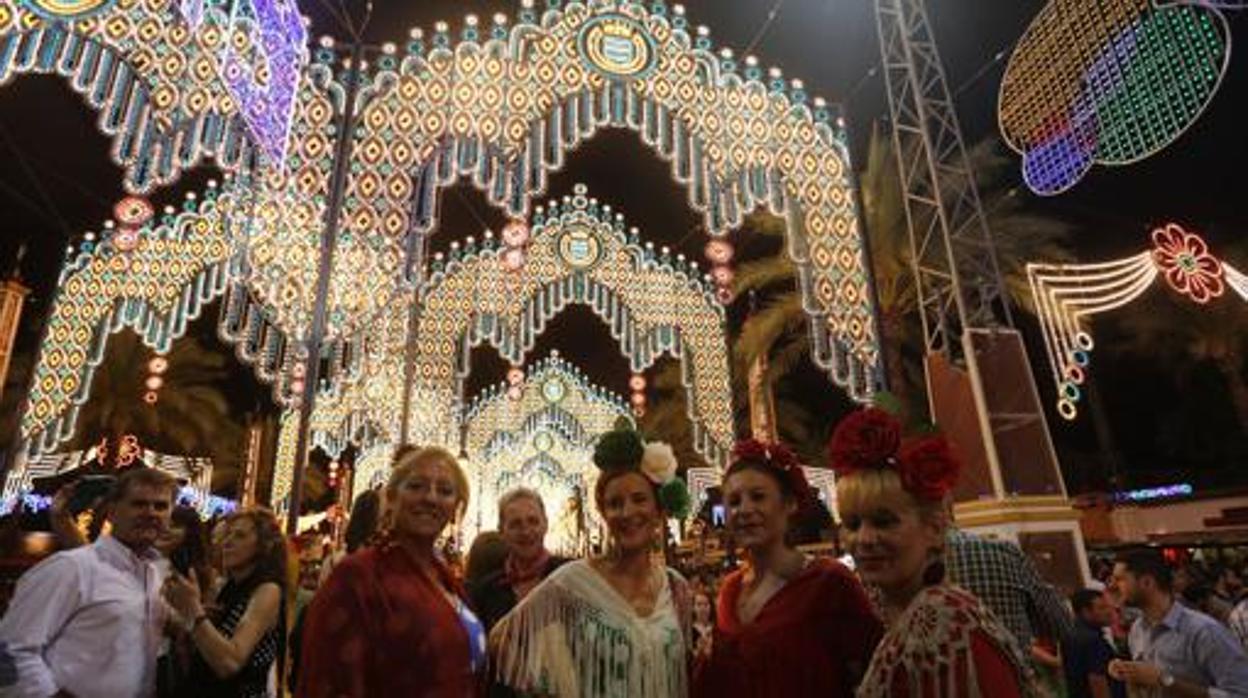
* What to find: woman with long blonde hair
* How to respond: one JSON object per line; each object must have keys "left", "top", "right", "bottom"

{"left": 296, "top": 447, "right": 485, "bottom": 697}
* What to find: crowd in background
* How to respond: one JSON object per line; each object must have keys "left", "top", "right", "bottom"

{"left": 0, "top": 409, "right": 1246, "bottom": 697}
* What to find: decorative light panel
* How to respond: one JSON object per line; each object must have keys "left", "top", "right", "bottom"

{"left": 1000, "top": 0, "right": 1232, "bottom": 195}
{"left": 18, "top": 185, "right": 234, "bottom": 456}
{"left": 188, "top": 0, "right": 307, "bottom": 166}
{"left": 0, "top": 0, "right": 310, "bottom": 191}
{"left": 270, "top": 185, "right": 735, "bottom": 508}
{"left": 1027, "top": 223, "right": 1245, "bottom": 421}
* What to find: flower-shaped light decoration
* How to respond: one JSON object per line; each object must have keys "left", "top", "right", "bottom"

{"left": 501, "top": 219, "right": 530, "bottom": 248}
{"left": 1151, "top": 223, "right": 1225, "bottom": 304}
{"left": 114, "top": 196, "right": 155, "bottom": 228}
{"left": 501, "top": 246, "right": 527, "bottom": 272}
{"left": 705, "top": 239, "right": 734, "bottom": 265}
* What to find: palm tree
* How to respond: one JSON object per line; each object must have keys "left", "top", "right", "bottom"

{"left": 1108, "top": 239, "right": 1248, "bottom": 434}
{"left": 636, "top": 359, "right": 713, "bottom": 472}
{"left": 732, "top": 125, "right": 1078, "bottom": 414}
{"left": 68, "top": 330, "right": 242, "bottom": 487}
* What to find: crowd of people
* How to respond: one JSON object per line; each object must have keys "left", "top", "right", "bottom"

{"left": 0, "top": 408, "right": 1246, "bottom": 697}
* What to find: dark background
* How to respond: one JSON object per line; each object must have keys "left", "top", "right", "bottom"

{"left": 0, "top": 0, "right": 1244, "bottom": 496}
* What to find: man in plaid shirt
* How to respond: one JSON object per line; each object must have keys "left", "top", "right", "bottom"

{"left": 946, "top": 528, "right": 1076, "bottom": 653}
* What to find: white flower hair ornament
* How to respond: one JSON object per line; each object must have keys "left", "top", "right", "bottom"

{"left": 592, "top": 425, "right": 691, "bottom": 518}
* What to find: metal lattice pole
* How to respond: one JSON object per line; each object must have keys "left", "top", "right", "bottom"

{"left": 875, "top": 0, "right": 1012, "bottom": 359}
{"left": 875, "top": 0, "right": 1069, "bottom": 504}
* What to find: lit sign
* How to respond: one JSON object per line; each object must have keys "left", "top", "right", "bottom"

{"left": 1113, "top": 483, "right": 1193, "bottom": 503}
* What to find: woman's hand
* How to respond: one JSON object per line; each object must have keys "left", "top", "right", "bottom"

{"left": 163, "top": 569, "right": 206, "bottom": 621}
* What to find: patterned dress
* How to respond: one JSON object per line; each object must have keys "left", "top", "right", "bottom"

{"left": 185, "top": 579, "right": 283, "bottom": 698}
{"left": 858, "top": 585, "right": 1037, "bottom": 698}
{"left": 296, "top": 542, "right": 481, "bottom": 697}
{"left": 490, "top": 559, "right": 691, "bottom": 698}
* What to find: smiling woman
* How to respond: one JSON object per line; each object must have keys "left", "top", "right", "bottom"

{"left": 489, "top": 425, "right": 692, "bottom": 698}
{"left": 693, "top": 439, "right": 882, "bottom": 698}
{"left": 830, "top": 408, "right": 1038, "bottom": 698}
{"left": 296, "top": 447, "right": 485, "bottom": 698}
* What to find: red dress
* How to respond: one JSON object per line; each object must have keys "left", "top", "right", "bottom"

{"left": 297, "top": 542, "right": 479, "bottom": 698}
{"left": 695, "top": 557, "right": 884, "bottom": 698}
{"left": 858, "top": 585, "right": 1036, "bottom": 698}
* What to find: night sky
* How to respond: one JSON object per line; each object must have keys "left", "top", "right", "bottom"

{"left": 0, "top": 1, "right": 1244, "bottom": 495}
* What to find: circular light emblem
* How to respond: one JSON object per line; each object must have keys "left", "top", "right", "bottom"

{"left": 541, "top": 377, "right": 566, "bottom": 404}
{"left": 19, "top": 0, "right": 115, "bottom": 20}
{"left": 577, "top": 14, "right": 657, "bottom": 81}
{"left": 556, "top": 226, "right": 603, "bottom": 270}
{"left": 533, "top": 431, "right": 554, "bottom": 453}
{"left": 114, "top": 196, "right": 154, "bottom": 228}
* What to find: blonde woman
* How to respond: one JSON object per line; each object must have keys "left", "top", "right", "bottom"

{"left": 828, "top": 408, "right": 1036, "bottom": 698}
{"left": 296, "top": 447, "right": 485, "bottom": 697}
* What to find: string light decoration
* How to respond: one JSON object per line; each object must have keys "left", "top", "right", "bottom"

{"left": 460, "top": 353, "right": 628, "bottom": 551}
{"left": 1028, "top": 222, "right": 1246, "bottom": 420}
{"left": 19, "top": 184, "right": 234, "bottom": 455}
{"left": 0, "top": 0, "right": 309, "bottom": 191}
{"left": 0, "top": 0, "right": 881, "bottom": 395}
{"left": 143, "top": 353, "right": 168, "bottom": 405}
{"left": 1000, "top": 0, "right": 1233, "bottom": 195}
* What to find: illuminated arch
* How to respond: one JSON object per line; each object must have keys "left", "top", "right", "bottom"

{"left": 407, "top": 184, "right": 732, "bottom": 460}
{"left": 18, "top": 186, "right": 234, "bottom": 456}
{"left": 270, "top": 185, "right": 733, "bottom": 508}
{"left": 322, "top": 1, "right": 882, "bottom": 390}
{"left": 0, "top": 0, "right": 881, "bottom": 392}
{"left": 0, "top": 0, "right": 308, "bottom": 190}
{"left": 461, "top": 353, "right": 629, "bottom": 549}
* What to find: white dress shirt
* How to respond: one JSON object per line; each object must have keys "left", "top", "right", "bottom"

{"left": 0, "top": 535, "right": 164, "bottom": 698}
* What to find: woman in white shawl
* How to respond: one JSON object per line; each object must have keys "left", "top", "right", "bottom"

{"left": 489, "top": 423, "right": 693, "bottom": 698}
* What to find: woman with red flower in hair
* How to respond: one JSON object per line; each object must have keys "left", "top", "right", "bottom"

{"left": 830, "top": 408, "right": 1038, "bottom": 698}
{"left": 693, "top": 439, "right": 883, "bottom": 698}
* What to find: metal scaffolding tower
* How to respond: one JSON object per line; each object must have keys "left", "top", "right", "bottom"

{"left": 876, "top": 0, "right": 1011, "bottom": 357}
{"left": 874, "top": 0, "right": 1068, "bottom": 504}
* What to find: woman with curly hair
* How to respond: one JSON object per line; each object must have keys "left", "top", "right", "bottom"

{"left": 829, "top": 408, "right": 1037, "bottom": 698}
{"left": 693, "top": 439, "right": 882, "bottom": 698}
{"left": 162, "top": 507, "right": 287, "bottom": 698}
{"left": 489, "top": 423, "right": 693, "bottom": 698}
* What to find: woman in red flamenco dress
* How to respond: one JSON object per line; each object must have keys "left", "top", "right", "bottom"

{"left": 829, "top": 408, "right": 1038, "bottom": 698}
{"left": 693, "top": 439, "right": 883, "bottom": 698}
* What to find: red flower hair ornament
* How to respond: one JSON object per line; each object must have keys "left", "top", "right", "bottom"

{"left": 730, "top": 438, "right": 815, "bottom": 507}
{"left": 827, "top": 408, "right": 961, "bottom": 502}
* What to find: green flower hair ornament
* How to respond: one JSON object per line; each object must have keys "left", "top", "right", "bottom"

{"left": 592, "top": 426, "right": 690, "bottom": 518}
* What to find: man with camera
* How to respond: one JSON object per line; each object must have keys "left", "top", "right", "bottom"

{"left": 0, "top": 468, "right": 176, "bottom": 698}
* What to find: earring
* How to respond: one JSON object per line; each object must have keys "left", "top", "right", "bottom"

{"left": 921, "top": 547, "right": 947, "bottom": 586}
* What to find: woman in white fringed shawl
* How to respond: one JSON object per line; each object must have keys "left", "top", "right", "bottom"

{"left": 488, "top": 426, "right": 692, "bottom": 698}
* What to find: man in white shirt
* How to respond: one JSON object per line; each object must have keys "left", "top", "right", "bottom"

{"left": 0, "top": 467, "right": 176, "bottom": 698}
